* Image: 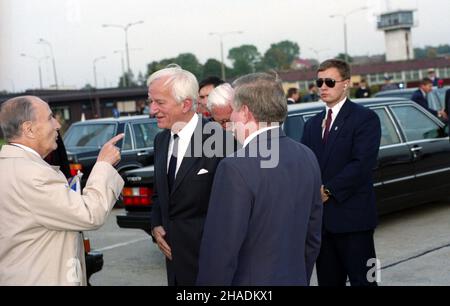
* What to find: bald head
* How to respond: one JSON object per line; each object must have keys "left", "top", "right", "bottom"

{"left": 0, "top": 96, "right": 39, "bottom": 142}
{"left": 0, "top": 96, "right": 60, "bottom": 157}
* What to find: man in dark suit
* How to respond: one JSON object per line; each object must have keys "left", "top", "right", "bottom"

{"left": 302, "top": 83, "right": 320, "bottom": 102}
{"left": 411, "top": 78, "right": 445, "bottom": 118}
{"left": 148, "top": 65, "right": 234, "bottom": 286}
{"left": 301, "top": 59, "right": 381, "bottom": 286}
{"left": 196, "top": 73, "right": 323, "bottom": 286}
{"left": 286, "top": 87, "right": 299, "bottom": 104}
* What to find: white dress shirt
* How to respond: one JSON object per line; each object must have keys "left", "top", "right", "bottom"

{"left": 10, "top": 143, "right": 42, "bottom": 158}
{"left": 322, "top": 98, "right": 347, "bottom": 138}
{"left": 167, "top": 113, "right": 199, "bottom": 176}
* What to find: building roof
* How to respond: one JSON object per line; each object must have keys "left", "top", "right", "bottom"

{"left": 279, "top": 57, "right": 450, "bottom": 82}
{"left": 0, "top": 87, "right": 148, "bottom": 104}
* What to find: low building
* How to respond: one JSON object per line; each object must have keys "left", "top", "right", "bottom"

{"left": 279, "top": 57, "right": 450, "bottom": 92}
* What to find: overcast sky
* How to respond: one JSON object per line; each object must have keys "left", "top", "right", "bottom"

{"left": 1, "top": 0, "right": 449, "bottom": 92}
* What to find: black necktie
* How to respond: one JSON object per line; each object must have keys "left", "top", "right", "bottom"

{"left": 323, "top": 109, "right": 333, "bottom": 143}
{"left": 168, "top": 134, "right": 179, "bottom": 192}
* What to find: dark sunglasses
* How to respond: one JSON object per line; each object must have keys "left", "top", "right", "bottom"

{"left": 316, "top": 78, "right": 346, "bottom": 88}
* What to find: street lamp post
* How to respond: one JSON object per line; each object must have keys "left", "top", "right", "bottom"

{"left": 113, "top": 48, "right": 143, "bottom": 87}
{"left": 20, "top": 53, "right": 49, "bottom": 89}
{"left": 330, "top": 6, "right": 368, "bottom": 63}
{"left": 93, "top": 56, "right": 106, "bottom": 88}
{"left": 209, "top": 31, "right": 243, "bottom": 80}
{"left": 103, "top": 21, "right": 144, "bottom": 86}
{"left": 38, "top": 38, "right": 59, "bottom": 89}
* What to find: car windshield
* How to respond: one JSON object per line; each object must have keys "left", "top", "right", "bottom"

{"left": 64, "top": 123, "right": 116, "bottom": 148}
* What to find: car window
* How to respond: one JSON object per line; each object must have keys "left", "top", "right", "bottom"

{"left": 428, "top": 92, "right": 443, "bottom": 111}
{"left": 64, "top": 123, "right": 116, "bottom": 148}
{"left": 372, "top": 108, "right": 401, "bottom": 146}
{"left": 122, "top": 124, "right": 133, "bottom": 150}
{"left": 391, "top": 105, "right": 444, "bottom": 141}
{"left": 132, "top": 122, "right": 161, "bottom": 149}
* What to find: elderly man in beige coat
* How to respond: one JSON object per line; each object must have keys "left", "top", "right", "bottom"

{"left": 0, "top": 96, "right": 124, "bottom": 286}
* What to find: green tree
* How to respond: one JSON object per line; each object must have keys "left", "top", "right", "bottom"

{"left": 118, "top": 71, "right": 138, "bottom": 88}
{"left": 426, "top": 47, "right": 438, "bottom": 58}
{"left": 414, "top": 47, "right": 427, "bottom": 59}
{"left": 137, "top": 71, "right": 146, "bottom": 86}
{"left": 263, "top": 40, "right": 300, "bottom": 70}
{"left": 173, "top": 53, "right": 203, "bottom": 80}
{"left": 146, "top": 59, "right": 176, "bottom": 78}
{"left": 145, "top": 54, "right": 202, "bottom": 81}
{"left": 202, "top": 59, "right": 223, "bottom": 78}
{"left": 335, "top": 53, "right": 353, "bottom": 63}
{"left": 436, "top": 44, "right": 450, "bottom": 55}
{"left": 228, "top": 44, "right": 261, "bottom": 76}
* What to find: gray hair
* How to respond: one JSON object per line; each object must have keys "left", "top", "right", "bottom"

{"left": 207, "top": 83, "right": 234, "bottom": 111}
{"left": 147, "top": 64, "right": 199, "bottom": 109}
{"left": 232, "top": 72, "right": 287, "bottom": 123}
{"left": 0, "top": 96, "right": 37, "bottom": 141}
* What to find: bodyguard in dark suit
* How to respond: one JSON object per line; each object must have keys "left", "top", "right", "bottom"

{"left": 148, "top": 65, "right": 234, "bottom": 286}
{"left": 197, "top": 73, "right": 323, "bottom": 286}
{"left": 410, "top": 78, "right": 440, "bottom": 117}
{"left": 301, "top": 59, "right": 381, "bottom": 286}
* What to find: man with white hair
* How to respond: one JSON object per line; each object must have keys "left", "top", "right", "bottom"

{"left": 147, "top": 64, "right": 235, "bottom": 286}
{"left": 207, "top": 83, "right": 234, "bottom": 130}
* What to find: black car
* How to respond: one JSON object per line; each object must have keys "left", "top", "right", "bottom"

{"left": 116, "top": 165, "right": 154, "bottom": 235}
{"left": 374, "top": 86, "right": 449, "bottom": 114}
{"left": 117, "top": 97, "right": 450, "bottom": 235}
{"left": 63, "top": 115, "right": 161, "bottom": 186}
{"left": 285, "top": 98, "right": 450, "bottom": 215}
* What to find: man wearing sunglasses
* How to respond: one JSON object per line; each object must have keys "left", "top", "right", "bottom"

{"left": 301, "top": 59, "right": 381, "bottom": 286}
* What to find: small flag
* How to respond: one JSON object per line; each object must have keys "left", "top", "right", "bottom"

{"left": 68, "top": 170, "right": 83, "bottom": 194}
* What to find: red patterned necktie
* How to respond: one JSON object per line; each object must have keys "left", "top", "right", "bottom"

{"left": 323, "top": 109, "right": 333, "bottom": 143}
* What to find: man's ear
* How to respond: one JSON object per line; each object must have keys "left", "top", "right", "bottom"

{"left": 181, "top": 98, "right": 194, "bottom": 113}
{"left": 22, "top": 121, "right": 35, "bottom": 139}
{"left": 241, "top": 104, "right": 256, "bottom": 123}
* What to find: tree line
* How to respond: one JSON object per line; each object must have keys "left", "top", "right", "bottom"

{"left": 120, "top": 40, "right": 303, "bottom": 87}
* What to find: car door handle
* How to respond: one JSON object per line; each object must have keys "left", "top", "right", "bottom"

{"left": 410, "top": 146, "right": 423, "bottom": 152}
{"left": 137, "top": 151, "right": 150, "bottom": 156}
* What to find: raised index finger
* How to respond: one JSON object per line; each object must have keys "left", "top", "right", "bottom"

{"left": 106, "top": 133, "right": 125, "bottom": 146}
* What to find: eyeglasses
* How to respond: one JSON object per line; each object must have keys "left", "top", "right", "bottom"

{"left": 316, "top": 78, "right": 347, "bottom": 88}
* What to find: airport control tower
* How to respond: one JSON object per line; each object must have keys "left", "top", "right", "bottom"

{"left": 377, "top": 10, "right": 416, "bottom": 62}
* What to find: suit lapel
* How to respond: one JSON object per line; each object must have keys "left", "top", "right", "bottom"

{"left": 311, "top": 110, "right": 326, "bottom": 162}
{"left": 321, "top": 99, "right": 352, "bottom": 168}
{"left": 157, "top": 130, "right": 171, "bottom": 196}
{"left": 170, "top": 118, "right": 204, "bottom": 194}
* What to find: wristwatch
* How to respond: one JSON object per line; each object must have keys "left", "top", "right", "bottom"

{"left": 323, "top": 187, "right": 332, "bottom": 197}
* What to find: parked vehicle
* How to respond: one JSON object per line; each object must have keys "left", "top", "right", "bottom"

{"left": 374, "top": 86, "right": 449, "bottom": 114}
{"left": 116, "top": 165, "right": 154, "bottom": 235}
{"left": 63, "top": 115, "right": 161, "bottom": 186}
{"left": 285, "top": 98, "right": 450, "bottom": 215}
{"left": 116, "top": 98, "right": 450, "bottom": 235}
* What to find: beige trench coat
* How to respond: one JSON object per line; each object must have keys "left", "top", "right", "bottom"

{"left": 0, "top": 144, "right": 124, "bottom": 285}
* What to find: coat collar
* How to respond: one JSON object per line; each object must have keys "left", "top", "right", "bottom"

{"left": 0, "top": 144, "right": 60, "bottom": 172}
